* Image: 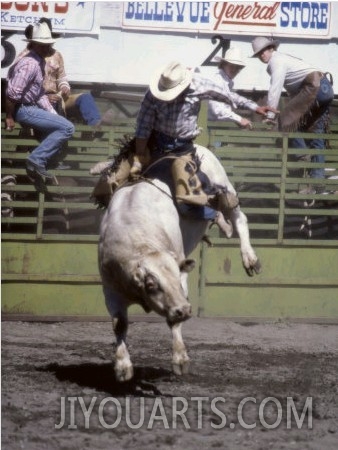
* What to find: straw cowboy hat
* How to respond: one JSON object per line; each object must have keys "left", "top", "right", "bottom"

{"left": 214, "top": 47, "right": 246, "bottom": 67}
{"left": 23, "top": 22, "right": 56, "bottom": 44}
{"left": 150, "top": 61, "right": 193, "bottom": 101}
{"left": 251, "top": 37, "right": 279, "bottom": 57}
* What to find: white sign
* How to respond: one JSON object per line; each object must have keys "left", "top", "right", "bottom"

{"left": 1, "top": 1, "right": 100, "bottom": 35}
{"left": 122, "top": 1, "right": 334, "bottom": 39}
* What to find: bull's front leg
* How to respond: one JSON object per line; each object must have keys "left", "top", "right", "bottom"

{"left": 168, "top": 322, "right": 190, "bottom": 376}
{"left": 230, "top": 207, "right": 262, "bottom": 276}
{"left": 104, "top": 286, "right": 133, "bottom": 382}
{"left": 112, "top": 316, "right": 133, "bottom": 382}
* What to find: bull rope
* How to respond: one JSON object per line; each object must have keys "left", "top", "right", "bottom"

{"left": 115, "top": 154, "right": 180, "bottom": 200}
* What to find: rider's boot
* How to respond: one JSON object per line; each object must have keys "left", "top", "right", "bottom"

{"left": 90, "top": 157, "right": 132, "bottom": 208}
{"left": 208, "top": 188, "right": 239, "bottom": 212}
{"left": 90, "top": 159, "right": 114, "bottom": 175}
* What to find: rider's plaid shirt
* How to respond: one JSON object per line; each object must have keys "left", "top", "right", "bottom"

{"left": 135, "top": 72, "right": 258, "bottom": 141}
{"left": 6, "top": 51, "right": 55, "bottom": 113}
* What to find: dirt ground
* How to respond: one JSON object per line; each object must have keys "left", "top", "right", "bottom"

{"left": 1, "top": 318, "right": 338, "bottom": 450}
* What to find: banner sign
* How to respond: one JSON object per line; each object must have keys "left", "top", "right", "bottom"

{"left": 122, "top": 1, "right": 333, "bottom": 38}
{"left": 1, "top": 1, "right": 100, "bottom": 34}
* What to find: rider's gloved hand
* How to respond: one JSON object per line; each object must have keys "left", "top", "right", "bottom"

{"left": 129, "top": 153, "right": 151, "bottom": 179}
{"left": 130, "top": 160, "right": 143, "bottom": 179}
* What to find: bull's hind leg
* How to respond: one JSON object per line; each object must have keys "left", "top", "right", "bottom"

{"left": 168, "top": 322, "right": 190, "bottom": 375}
{"left": 230, "top": 207, "right": 262, "bottom": 276}
{"left": 216, "top": 174, "right": 261, "bottom": 276}
{"left": 103, "top": 286, "right": 134, "bottom": 382}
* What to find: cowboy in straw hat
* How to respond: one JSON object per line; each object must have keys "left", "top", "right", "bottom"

{"left": 251, "top": 36, "right": 279, "bottom": 58}
{"left": 208, "top": 47, "right": 261, "bottom": 130}
{"left": 251, "top": 36, "right": 334, "bottom": 189}
{"left": 5, "top": 21, "right": 74, "bottom": 186}
{"left": 90, "top": 61, "right": 276, "bottom": 223}
{"left": 18, "top": 18, "right": 105, "bottom": 138}
{"left": 214, "top": 47, "right": 247, "bottom": 66}
{"left": 149, "top": 60, "right": 193, "bottom": 102}
{"left": 23, "top": 21, "right": 57, "bottom": 45}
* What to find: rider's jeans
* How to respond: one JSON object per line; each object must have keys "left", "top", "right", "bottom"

{"left": 15, "top": 105, "right": 74, "bottom": 168}
{"left": 74, "top": 93, "right": 101, "bottom": 126}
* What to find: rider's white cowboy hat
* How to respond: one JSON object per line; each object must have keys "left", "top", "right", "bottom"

{"left": 150, "top": 61, "right": 193, "bottom": 102}
{"left": 23, "top": 22, "right": 56, "bottom": 44}
{"left": 214, "top": 47, "right": 246, "bottom": 67}
{"left": 251, "top": 36, "right": 279, "bottom": 57}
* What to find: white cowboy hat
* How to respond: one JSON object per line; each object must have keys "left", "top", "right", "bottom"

{"left": 214, "top": 47, "right": 246, "bottom": 67}
{"left": 23, "top": 22, "right": 56, "bottom": 44}
{"left": 150, "top": 61, "right": 193, "bottom": 102}
{"left": 251, "top": 36, "right": 279, "bottom": 57}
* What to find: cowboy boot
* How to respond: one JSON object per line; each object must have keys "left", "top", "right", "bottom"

{"left": 90, "top": 159, "right": 114, "bottom": 175}
{"left": 90, "top": 157, "right": 132, "bottom": 207}
{"left": 210, "top": 189, "right": 239, "bottom": 211}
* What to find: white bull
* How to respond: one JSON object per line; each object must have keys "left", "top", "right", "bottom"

{"left": 98, "top": 144, "right": 261, "bottom": 382}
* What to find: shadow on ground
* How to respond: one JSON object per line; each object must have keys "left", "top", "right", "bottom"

{"left": 38, "top": 362, "right": 175, "bottom": 397}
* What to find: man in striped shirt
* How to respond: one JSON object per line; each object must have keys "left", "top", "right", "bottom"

{"left": 5, "top": 22, "right": 74, "bottom": 184}
{"left": 20, "top": 18, "right": 103, "bottom": 133}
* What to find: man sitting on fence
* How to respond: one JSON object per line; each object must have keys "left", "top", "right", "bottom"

{"left": 5, "top": 22, "right": 74, "bottom": 185}
{"left": 20, "top": 18, "right": 109, "bottom": 138}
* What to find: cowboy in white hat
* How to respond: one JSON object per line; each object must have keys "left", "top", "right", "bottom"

{"left": 251, "top": 36, "right": 334, "bottom": 189}
{"left": 18, "top": 18, "right": 105, "bottom": 139}
{"left": 251, "top": 37, "right": 279, "bottom": 58}
{"left": 24, "top": 20, "right": 57, "bottom": 44}
{"left": 91, "top": 60, "right": 276, "bottom": 221}
{"left": 208, "top": 47, "right": 262, "bottom": 130}
{"left": 5, "top": 21, "right": 74, "bottom": 187}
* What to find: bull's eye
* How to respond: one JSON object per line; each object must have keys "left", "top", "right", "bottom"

{"left": 146, "top": 282, "right": 157, "bottom": 293}
{"left": 144, "top": 273, "right": 161, "bottom": 293}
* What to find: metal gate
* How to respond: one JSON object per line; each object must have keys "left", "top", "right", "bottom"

{"left": 2, "top": 109, "right": 338, "bottom": 322}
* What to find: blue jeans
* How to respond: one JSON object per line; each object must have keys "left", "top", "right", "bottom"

{"left": 74, "top": 93, "right": 101, "bottom": 126}
{"left": 289, "top": 109, "right": 329, "bottom": 179}
{"left": 289, "top": 76, "right": 333, "bottom": 179}
{"left": 177, "top": 204, "right": 217, "bottom": 220}
{"left": 15, "top": 105, "right": 74, "bottom": 168}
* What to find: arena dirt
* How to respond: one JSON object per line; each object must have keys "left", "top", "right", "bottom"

{"left": 1, "top": 318, "right": 338, "bottom": 450}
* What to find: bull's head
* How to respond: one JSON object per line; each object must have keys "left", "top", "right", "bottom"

{"left": 133, "top": 252, "right": 195, "bottom": 323}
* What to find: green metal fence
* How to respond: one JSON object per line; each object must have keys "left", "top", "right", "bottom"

{"left": 1, "top": 110, "right": 338, "bottom": 322}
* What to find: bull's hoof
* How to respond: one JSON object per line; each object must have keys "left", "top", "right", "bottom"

{"left": 244, "top": 259, "right": 262, "bottom": 277}
{"left": 115, "top": 363, "right": 134, "bottom": 382}
{"left": 253, "top": 259, "right": 262, "bottom": 274}
{"left": 172, "top": 359, "right": 190, "bottom": 376}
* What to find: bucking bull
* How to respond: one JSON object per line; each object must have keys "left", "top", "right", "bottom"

{"left": 96, "top": 141, "right": 261, "bottom": 382}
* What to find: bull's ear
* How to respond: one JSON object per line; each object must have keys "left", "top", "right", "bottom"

{"left": 180, "top": 259, "right": 195, "bottom": 273}
{"left": 144, "top": 273, "right": 159, "bottom": 292}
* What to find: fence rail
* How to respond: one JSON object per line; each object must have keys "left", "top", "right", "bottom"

{"left": 2, "top": 121, "right": 338, "bottom": 243}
